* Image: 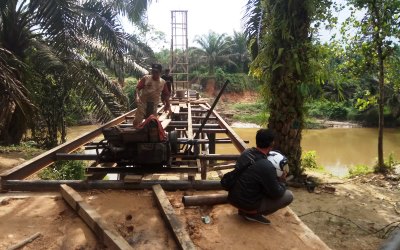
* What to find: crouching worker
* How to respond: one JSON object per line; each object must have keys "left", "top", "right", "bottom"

{"left": 227, "top": 128, "right": 293, "bottom": 225}
{"left": 132, "top": 63, "right": 171, "bottom": 127}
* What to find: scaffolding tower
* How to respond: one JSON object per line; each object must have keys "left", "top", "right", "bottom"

{"left": 170, "top": 10, "right": 189, "bottom": 91}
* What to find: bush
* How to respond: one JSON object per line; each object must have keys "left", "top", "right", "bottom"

{"left": 374, "top": 153, "right": 398, "bottom": 173}
{"left": 302, "top": 151, "right": 318, "bottom": 169}
{"left": 123, "top": 77, "right": 138, "bottom": 110}
{"left": 348, "top": 164, "right": 373, "bottom": 178}
{"left": 231, "top": 102, "right": 268, "bottom": 125}
{"left": 384, "top": 153, "right": 398, "bottom": 169}
{"left": 38, "top": 160, "right": 85, "bottom": 180}
{"left": 306, "top": 100, "right": 349, "bottom": 120}
{"left": 195, "top": 70, "right": 259, "bottom": 93}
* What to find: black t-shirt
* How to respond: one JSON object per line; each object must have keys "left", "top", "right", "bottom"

{"left": 161, "top": 74, "right": 173, "bottom": 93}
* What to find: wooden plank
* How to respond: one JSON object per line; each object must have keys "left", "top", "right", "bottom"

{"left": 60, "top": 184, "right": 83, "bottom": 210}
{"left": 201, "top": 103, "right": 248, "bottom": 152}
{"left": 86, "top": 167, "right": 199, "bottom": 174}
{"left": 60, "top": 184, "right": 133, "bottom": 250}
{"left": 158, "top": 111, "right": 170, "bottom": 122}
{"left": 0, "top": 110, "right": 136, "bottom": 181}
{"left": 187, "top": 103, "right": 193, "bottom": 140}
{"left": 161, "top": 119, "right": 171, "bottom": 129}
{"left": 152, "top": 184, "right": 196, "bottom": 250}
{"left": 2, "top": 180, "right": 223, "bottom": 192}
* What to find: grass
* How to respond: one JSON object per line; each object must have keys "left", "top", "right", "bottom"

{"left": 0, "top": 142, "right": 44, "bottom": 158}
{"left": 347, "top": 164, "right": 373, "bottom": 178}
{"left": 231, "top": 102, "right": 268, "bottom": 125}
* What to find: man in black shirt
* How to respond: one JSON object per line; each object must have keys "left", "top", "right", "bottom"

{"left": 228, "top": 129, "right": 293, "bottom": 225}
{"left": 161, "top": 68, "right": 174, "bottom": 96}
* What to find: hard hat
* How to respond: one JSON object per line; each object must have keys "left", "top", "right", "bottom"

{"left": 267, "top": 151, "right": 289, "bottom": 177}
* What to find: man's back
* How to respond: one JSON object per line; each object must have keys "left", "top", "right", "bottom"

{"left": 228, "top": 154, "right": 286, "bottom": 211}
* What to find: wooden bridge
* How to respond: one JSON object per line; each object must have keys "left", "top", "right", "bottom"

{"left": 0, "top": 92, "right": 331, "bottom": 250}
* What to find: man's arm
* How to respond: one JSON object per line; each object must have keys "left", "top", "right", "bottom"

{"left": 135, "top": 77, "right": 146, "bottom": 105}
{"left": 258, "top": 160, "right": 286, "bottom": 199}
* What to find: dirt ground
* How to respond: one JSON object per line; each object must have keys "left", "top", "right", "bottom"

{"left": 290, "top": 172, "right": 400, "bottom": 250}
{"left": 0, "top": 175, "right": 398, "bottom": 249}
{"left": 0, "top": 194, "right": 100, "bottom": 249}
{"left": 0, "top": 91, "right": 399, "bottom": 249}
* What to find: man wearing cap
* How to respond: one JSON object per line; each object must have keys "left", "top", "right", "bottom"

{"left": 132, "top": 63, "right": 171, "bottom": 127}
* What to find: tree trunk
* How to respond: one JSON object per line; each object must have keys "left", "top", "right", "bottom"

{"left": 5, "top": 106, "right": 27, "bottom": 145}
{"left": 268, "top": 79, "right": 304, "bottom": 177}
{"left": 372, "top": 1, "right": 385, "bottom": 172}
{"left": 377, "top": 46, "right": 385, "bottom": 172}
{"left": 264, "top": 0, "right": 311, "bottom": 178}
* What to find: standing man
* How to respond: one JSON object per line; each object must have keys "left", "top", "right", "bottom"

{"left": 227, "top": 128, "right": 293, "bottom": 225}
{"left": 132, "top": 63, "right": 171, "bottom": 127}
{"left": 161, "top": 68, "right": 174, "bottom": 97}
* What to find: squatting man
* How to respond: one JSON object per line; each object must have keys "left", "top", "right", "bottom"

{"left": 228, "top": 128, "right": 293, "bottom": 225}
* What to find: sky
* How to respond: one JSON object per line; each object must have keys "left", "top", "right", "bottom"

{"left": 145, "top": 0, "right": 248, "bottom": 50}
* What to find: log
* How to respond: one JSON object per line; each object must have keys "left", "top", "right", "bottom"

{"left": 152, "top": 184, "right": 196, "bottom": 250}
{"left": 60, "top": 184, "right": 133, "bottom": 250}
{"left": 182, "top": 193, "right": 228, "bottom": 207}
{"left": 1, "top": 180, "right": 223, "bottom": 192}
{"left": 7, "top": 232, "right": 41, "bottom": 250}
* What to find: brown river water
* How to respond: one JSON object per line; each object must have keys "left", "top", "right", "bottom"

{"left": 67, "top": 125, "right": 400, "bottom": 177}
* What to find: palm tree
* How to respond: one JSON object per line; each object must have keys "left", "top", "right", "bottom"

{"left": 230, "top": 31, "right": 250, "bottom": 73}
{"left": 0, "top": 0, "right": 153, "bottom": 146}
{"left": 192, "top": 31, "right": 236, "bottom": 75}
{"left": 244, "top": 0, "right": 328, "bottom": 177}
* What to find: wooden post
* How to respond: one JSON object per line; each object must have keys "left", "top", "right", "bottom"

{"left": 152, "top": 184, "right": 196, "bottom": 250}
{"left": 60, "top": 184, "right": 133, "bottom": 250}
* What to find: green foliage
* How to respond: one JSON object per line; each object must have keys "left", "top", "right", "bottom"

{"left": 306, "top": 100, "right": 349, "bottom": 120}
{"left": 0, "top": 0, "right": 153, "bottom": 146}
{"left": 301, "top": 151, "right": 318, "bottom": 169}
{"left": 374, "top": 152, "right": 399, "bottom": 173}
{"left": 192, "top": 31, "right": 237, "bottom": 75}
{"left": 123, "top": 77, "right": 138, "bottom": 109}
{"left": 38, "top": 160, "right": 85, "bottom": 180}
{"left": 232, "top": 102, "right": 269, "bottom": 125}
{"left": 214, "top": 69, "right": 259, "bottom": 92}
{"left": 384, "top": 152, "right": 398, "bottom": 170}
{"left": 348, "top": 164, "right": 373, "bottom": 178}
{"left": 0, "top": 142, "right": 44, "bottom": 157}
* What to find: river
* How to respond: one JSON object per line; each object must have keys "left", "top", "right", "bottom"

{"left": 67, "top": 125, "right": 400, "bottom": 177}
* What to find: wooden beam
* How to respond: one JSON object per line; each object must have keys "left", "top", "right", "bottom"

{"left": 161, "top": 118, "right": 171, "bottom": 129}
{"left": 152, "top": 184, "right": 196, "bottom": 250}
{"left": 86, "top": 167, "right": 199, "bottom": 174}
{"left": 211, "top": 163, "right": 236, "bottom": 171}
{"left": 53, "top": 153, "right": 240, "bottom": 163}
{"left": 187, "top": 103, "right": 193, "bottom": 140}
{"left": 2, "top": 180, "right": 223, "bottom": 192}
{"left": 60, "top": 184, "right": 133, "bottom": 250}
{"left": 56, "top": 153, "right": 99, "bottom": 161}
{"left": 0, "top": 110, "right": 136, "bottom": 181}
{"left": 202, "top": 103, "right": 248, "bottom": 152}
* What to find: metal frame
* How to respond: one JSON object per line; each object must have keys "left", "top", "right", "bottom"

{"left": 0, "top": 98, "right": 248, "bottom": 191}
{"left": 170, "top": 10, "right": 189, "bottom": 91}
